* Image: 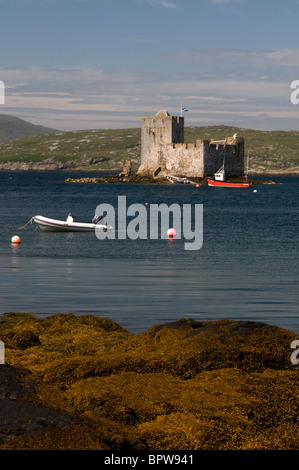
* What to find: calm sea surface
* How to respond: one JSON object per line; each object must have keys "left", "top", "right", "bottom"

{"left": 0, "top": 171, "right": 298, "bottom": 334}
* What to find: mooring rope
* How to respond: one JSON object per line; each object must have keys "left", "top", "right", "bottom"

{"left": 190, "top": 176, "right": 207, "bottom": 187}
{"left": 16, "top": 217, "right": 34, "bottom": 230}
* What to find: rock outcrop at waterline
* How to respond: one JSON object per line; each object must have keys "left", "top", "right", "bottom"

{"left": 64, "top": 174, "right": 279, "bottom": 185}
{"left": 65, "top": 174, "right": 174, "bottom": 184}
{"left": 0, "top": 313, "right": 298, "bottom": 450}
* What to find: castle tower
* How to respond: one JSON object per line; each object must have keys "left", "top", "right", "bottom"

{"left": 138, "top": 110, "right": 184, "bottom": 174}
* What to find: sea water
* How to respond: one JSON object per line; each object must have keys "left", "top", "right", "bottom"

{"left": 0, "top": 171, "right": 298, "bottom": 334}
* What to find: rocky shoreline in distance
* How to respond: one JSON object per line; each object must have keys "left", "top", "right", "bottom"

{"left": 0, "top": 157, "right": 110, "bottom": 172}
{"left": 0, "top": 312, "right": 298, "bottom": 450}
{"left": 64, "top": 173, "right": 280, "bottom": 185}
{"left": 0, "top": 158, "right": 293, "bottom": 182}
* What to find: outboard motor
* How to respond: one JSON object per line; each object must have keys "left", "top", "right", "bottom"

{"left": 92, "top": 214, "right": 104, "bottom": 224}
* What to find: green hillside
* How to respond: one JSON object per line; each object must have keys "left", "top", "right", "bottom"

{"left": 0, "top": 114, "right": 57, "bottom": 143}
{"left": 0, "top": 127, "right": 141, "bottom": 170}
{"left": 0, "top": 122, "right": 299, "bottom": 173}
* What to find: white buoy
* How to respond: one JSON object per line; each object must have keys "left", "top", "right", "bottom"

{"left": 253, "top": 189, "right": 258, "bottom": 193}
{"left": 11, "top": 235, "right": 21, "bottom": 244}
{"left": 167, "top": 228, "right": 176, "bottom": 238}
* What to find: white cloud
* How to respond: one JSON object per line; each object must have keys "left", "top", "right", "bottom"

{"left": 134, "top": 0, "right": 177, "bottom": 8}
{"left": 171, "top": 48, "right": 299, "bottom": 82}
{"left": 0, "top": 56, "right": 297, "bottom": 131}
{"left": 159, "top": 0, "right": 176, "bottom": 7}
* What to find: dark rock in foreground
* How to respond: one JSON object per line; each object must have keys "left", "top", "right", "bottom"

{"left": 0, "top": 313, "right": 298, "bottom": 450}
{"left": 0, "top": 365, "right": 74, "bottom": 444}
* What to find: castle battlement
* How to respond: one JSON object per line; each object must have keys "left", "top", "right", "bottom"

{"left": 210, "top": 135, "right": 244, "bottom": 147}
{"left": 137, "top": 110, "right": 244, "bottom": 178}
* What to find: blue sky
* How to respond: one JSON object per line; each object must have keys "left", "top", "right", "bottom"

{"left": 0, "top": 0, "right": 299, "bottom": 130}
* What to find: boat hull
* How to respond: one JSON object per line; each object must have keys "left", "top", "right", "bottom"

{"left": 33, "top": 215, "right": 108, "bottom": 232}
{"left": 207, "top": 179, "right": 252, "bottom": 188}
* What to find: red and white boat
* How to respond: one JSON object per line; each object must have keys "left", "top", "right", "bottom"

{"left": 207, "top": 178, "right": 252, "bottom": 188}
{"left": 207, "top": 165, "right": 252, "bottom": 188}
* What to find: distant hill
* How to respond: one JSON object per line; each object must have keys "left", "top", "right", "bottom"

{"left": 0, "top": 127, "right": 141, "bottom": 171}
{"left": 0, "top": 114, "right": 57, "bottom": 143}
{"left": 0, "top": 122, "right": 299, "bottom": 173}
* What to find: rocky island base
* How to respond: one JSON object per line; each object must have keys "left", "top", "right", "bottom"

{"left": 0, "top": 313, "right": 298, "bottom": 451}
{"left": 64, "top": 173, "right": 279, "bottom": 185}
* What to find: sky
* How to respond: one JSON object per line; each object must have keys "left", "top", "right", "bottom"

{"left": 0, "top": 0, "right": 299, "bottom": 131}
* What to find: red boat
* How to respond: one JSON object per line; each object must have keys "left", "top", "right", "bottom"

{"left": 207, "top": 178, "right": 252, "bottom": 188}
{"left": 208, "top": 162, "right": 252, "bottom": 188}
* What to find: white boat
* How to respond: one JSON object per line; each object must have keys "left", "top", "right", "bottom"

{"left": 166, "top": 175, "right": 191, "bottom": 184}
{"left": 33, "top": 214, "right": 110, "bottom": 232}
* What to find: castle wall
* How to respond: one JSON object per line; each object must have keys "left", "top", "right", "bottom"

{"left": 138, "top": 110, "right": 244, "bottom": 178}
{"left": 162, "top": 141, "right": 205, "bottom": 176}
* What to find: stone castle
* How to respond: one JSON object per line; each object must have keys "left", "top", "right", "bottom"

{"left": 137, "top": 110, "right": 245, "bottom": 178}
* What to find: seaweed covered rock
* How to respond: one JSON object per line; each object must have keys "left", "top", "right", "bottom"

{"left": 0, "top": 313, "right": 298, "bottom": 450}
{"left": 0, "top": 364, "right": 74, "bottom": 445}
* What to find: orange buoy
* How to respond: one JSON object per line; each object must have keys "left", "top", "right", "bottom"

{"left": 11, "top": 235, "right": 21, "bottom": 244}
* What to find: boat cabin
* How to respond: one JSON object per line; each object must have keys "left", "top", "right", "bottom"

{"left": 214, "top": 166, "right": 225, "bottom": 182}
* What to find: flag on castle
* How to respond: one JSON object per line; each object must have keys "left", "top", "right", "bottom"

{"left": 180, "top": 105, "right": 188, "bottom": 117}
